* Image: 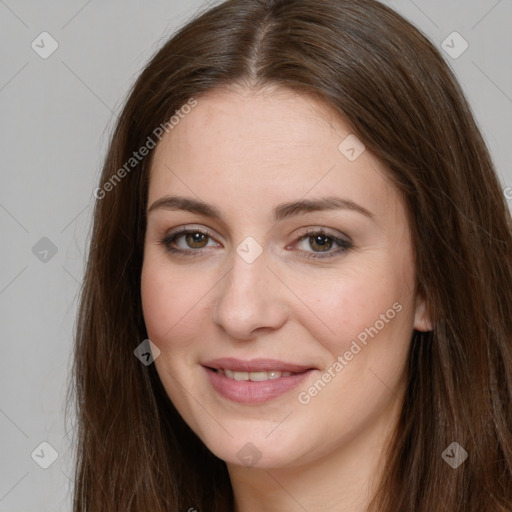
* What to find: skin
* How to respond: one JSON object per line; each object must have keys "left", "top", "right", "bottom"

{"left": 141, "top": 85, "right": 432, "bottom": 512}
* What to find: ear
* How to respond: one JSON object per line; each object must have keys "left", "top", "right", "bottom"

{"left": 413, "top": 291, "right": 433, "bottom": 332}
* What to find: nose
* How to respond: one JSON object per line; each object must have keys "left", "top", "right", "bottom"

{"left": 212, "top": 248, "right": 289, "bottom": 340}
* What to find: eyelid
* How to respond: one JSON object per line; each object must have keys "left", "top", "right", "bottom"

{"left": 291, "top": 226, "right": 352, "bottom": 246}
{"left": 287, "top": 227, "right": 353, "bottom": 259}
{"left": 159, "top": 224, "right": 353, "bottom": 259}
{"left": 159, "top": 225, "right": 223, "bottom": 255}
{"left": 164, "top": 224, "right": 222, "bottom": 243}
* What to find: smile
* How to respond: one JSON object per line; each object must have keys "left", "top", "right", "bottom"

{"left": 213, "top": 368, "right": 295, "bottom": 381}
{"left": 203, "top": 365, "right": 315, "bottom": 403}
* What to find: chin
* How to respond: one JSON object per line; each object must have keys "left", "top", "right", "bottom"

{"left": 197, "top": 426, "right": 310, "bottom": 469}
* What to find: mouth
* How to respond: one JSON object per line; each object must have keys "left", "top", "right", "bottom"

{"left": 210, "top": 367, "right": 300, "bottom": 380}
{"left": 202, "top": 357, "right": 315, "bottom": 374}
{"left": 201, "top": 358, "right": 316, "bottom": 403}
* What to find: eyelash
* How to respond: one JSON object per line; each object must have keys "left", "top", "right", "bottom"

{"left": 159, "top": 228, "right": 353, "bottom": 260}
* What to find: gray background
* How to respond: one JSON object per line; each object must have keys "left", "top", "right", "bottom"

{"left": 0, "top": 0, "right": 511, "bottom": 510}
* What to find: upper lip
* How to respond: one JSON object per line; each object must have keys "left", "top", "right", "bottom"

{"left": 202, "top": 358, "right": 314, "bottom": 373}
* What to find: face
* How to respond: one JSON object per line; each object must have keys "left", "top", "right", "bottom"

{"left": 141, "top": 86, "right": 431, "bottom": 469}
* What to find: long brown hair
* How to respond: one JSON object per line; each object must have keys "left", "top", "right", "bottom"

{"left": 68, "top": 0, "right": 512, "bottom": 510}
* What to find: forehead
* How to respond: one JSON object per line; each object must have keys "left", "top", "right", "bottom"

{"left": 148, "top": 86, "right": 399, "bottom": 222}
{"left": 153, "top": 86, "right": 352, "bottom": 170}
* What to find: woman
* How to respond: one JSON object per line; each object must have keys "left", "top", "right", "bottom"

{"left": 69, "top": 0, "right": 512, "bottom": 510}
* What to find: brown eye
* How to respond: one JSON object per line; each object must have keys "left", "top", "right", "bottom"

{"left": 308, "top": 234, "right": 333, "bottom": 252}
{"left": 185, "top": 232, "right": 209, "bottom": 248}
{"left": 161, "top": 229, "right": 219, "bottom": 254}
{"left": 294, "top": 230, "right": 352, "bottom": 259}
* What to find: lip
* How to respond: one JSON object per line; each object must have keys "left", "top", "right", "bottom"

{"left": 201, "top": 358, "right": 316, "bottom": 404}
{"left": 202, "top": 357, "right": 314, "bottom": 373}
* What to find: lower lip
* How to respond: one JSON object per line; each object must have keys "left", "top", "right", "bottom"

{"left": 203, "top": 366, "right": 314, "bottom": 403}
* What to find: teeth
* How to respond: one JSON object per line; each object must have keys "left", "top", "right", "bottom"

{"left": 217, "top": 369, "right": 293, "bottom": 381}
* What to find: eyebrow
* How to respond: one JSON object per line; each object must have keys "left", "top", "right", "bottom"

{"left": 146, "top": 195, "right": 374, "bottom": 221}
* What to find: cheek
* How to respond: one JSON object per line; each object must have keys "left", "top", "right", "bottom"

{"left": 140, "top": 259, "right": 210, "bottom": 347}
{"left": 286, "top": 257, "right": 414, "bottom": 358}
